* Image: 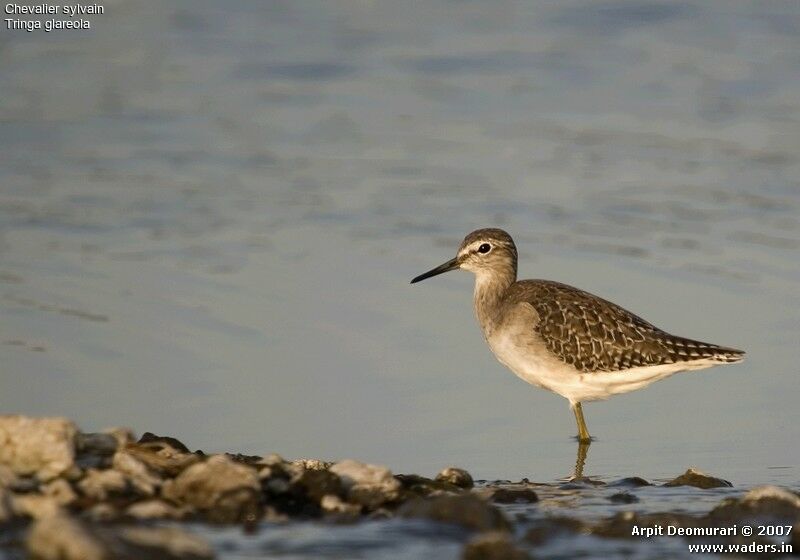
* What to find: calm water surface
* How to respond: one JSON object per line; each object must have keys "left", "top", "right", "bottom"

{"left": 1, "top": 0, "right": 798, "bottom": 515}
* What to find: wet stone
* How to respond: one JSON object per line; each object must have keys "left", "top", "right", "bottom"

{"left": 398, "top": 493, "right": 511, "bottom": 533}
{"left": 462, "top": 531, "right": 531, "bottom": 560}
{"left": 436, "top": 467, "right": 474, "bottom": 489}
{"left": 709, "top": 485, "right": 800, "bottom": 522}
{"left": 608, "top": 492, "right": 639, "bottom": 504}
{"left": 664, "top": 468, "right": 732, "bottom": 489}
{"left": 559, "top": 477, "right": 607, "bottom": 489}
{"left": 609, "top": 476, "right": 651, "bottom": 487}
{"left": 395, "top": 474, "right": 462, "bottom": 497}
{"left": 488, "top": 488, "right": 539, "bottom": 504}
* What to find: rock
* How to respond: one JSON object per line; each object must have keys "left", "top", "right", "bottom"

{"left": 293, "top": 468, "right": 342, "bottom": 503}
{"left": 609, "top": 476, "right": 651, "bottom": 487}
{"left": 76, "top": 433, "right": 119, "bottom": 456}
{"left": 225, "top": 453, "right": 262, "bottom": 466}
{"left": 12, "top": 493, "right": 64, "bottom": 519}
{"left": 709, "top": 485, "right": 800, "bottom": 522}
{"left": 26, "top": 513, "right": 214, "bottom": 560}
{"left": 320, "top": 494, "right": 361, "bottom": 516}
{"left": 398, "top": 494, "right": 511, "bottom": 532}
{"left": 162, "top": 454, "right": 261, "bottom": 524}
{"left": 329, "top": 459, "right": 402, "bottom": 509}
{"left": 26, "top": 514, "right": 106, "bottom": 560}
{"left": 0, "top": 416, "right": 77, "bottom": 480}
{"left": 41, "top": 478, "right": 77, "bottom": 507}
{"left": 124, "top": 441, "right": 200, "bottom": 478}
{"left": 137, "top": 432, "right": 192, "bottom": 454}
{"left": 79, "top": 469, "right": 128, "bottom": 501}
{"left": 126, "top": 499, "right": 188, "bottom": 520}
{"left": 463, "top": 531, "right": 530, "bottom": 560}
{"left": 118, "top": 526, "right": 213, "bottom": 559}
{"left": 436, "top": 467, "right": 474, "bottom": 489}
{"left": 258, "top": 453, "right": 286, "bottom": 468}
{"left": 608, "top": 492, "right": 639, "bottom": 504}
{"left": 292, "top": 458, "right": 332, "bottom": 471}
{"left": 112, "top": 450, "right": 161, "bottom": 496}
{"left": 488, "top": 488, "right": 539, "bottom": 504}
{"left": 0, "top": 464, "right": 17, "bottom": 489}
{"left": 664, "top": 468, "right": 732, "bottom": 489}
{"left": 0, "top": 488, "right": 13, "bottom": 523}
{"left": 85, "top": 503, "right": 118, "bottom": 522}
{"left": 396, "top": 474, "right": 462, "bottom": 497}
{"left": 559, "top": 477, "right": 606, "bottom": 489}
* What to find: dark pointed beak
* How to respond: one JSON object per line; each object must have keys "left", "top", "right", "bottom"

{"left": 410, "top": 257, "right": 460, "bottom": 284}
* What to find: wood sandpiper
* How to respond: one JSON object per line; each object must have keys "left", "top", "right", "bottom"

{"left": 411, "top": 228, "right": 745, "bottom": 444}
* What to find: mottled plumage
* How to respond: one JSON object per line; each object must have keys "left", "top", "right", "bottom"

{"left": 411, "top": 228, "right": 745, "bottom": 442}
{"left": 507, "top": 280, "right": 744, "bottom": 373}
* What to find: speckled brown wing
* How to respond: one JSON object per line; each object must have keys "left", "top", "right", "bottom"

{"left": 510, "top": 280, "right": 745, "bottom": 373}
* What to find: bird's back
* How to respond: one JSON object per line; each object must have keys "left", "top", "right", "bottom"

{"left": 504, "top": 280, "right": 745, "bottom": 374}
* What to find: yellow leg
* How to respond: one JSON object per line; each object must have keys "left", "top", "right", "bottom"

{"left": 572, "top": 402, "right": 592, "bottom": 443}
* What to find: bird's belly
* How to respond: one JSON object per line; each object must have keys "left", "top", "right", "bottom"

{"left": 486, "top": 332, "right": 699, "bottom": 404}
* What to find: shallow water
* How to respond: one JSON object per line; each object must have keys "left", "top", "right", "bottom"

{"left": 1, "top": 0, "right": 798, "bottom": 542}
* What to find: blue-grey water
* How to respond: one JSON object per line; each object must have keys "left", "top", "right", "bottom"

{"left": 1, "top": 1, "right": 798, "bottom": 558}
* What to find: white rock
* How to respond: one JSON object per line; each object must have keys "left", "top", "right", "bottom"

{"left": 161, "top": 454, "right": 260, "bottom": 518}
{"left": 79, "top": 468, "right": 128, "bottom": 500}
{"left": 126, "top": 499, "right": 189, "bottom": 520}
{"left": 112, "top": 450, "right": 160, "bottom": 496}
{"left": 320, "top": 494, "right": 361, "bottom": 515}
{"left": 0, "top": 416, "right": 78, "bottom": 480}
{"left": 329, "top": 459, "right": 401, "bottom": 508}
{"left": 41, "top": 478, "right": 77, "bottom": 506}
{"left": 26, "top": 514, "right": 106, "bottom": 560}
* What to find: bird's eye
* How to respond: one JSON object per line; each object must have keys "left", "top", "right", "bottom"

{"left": 477, "top": 243, "right": 491, "bottom": 254}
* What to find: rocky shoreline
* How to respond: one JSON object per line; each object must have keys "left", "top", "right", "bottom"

{"left": 1, "top": 416, "right": 797, "bottom": 559}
